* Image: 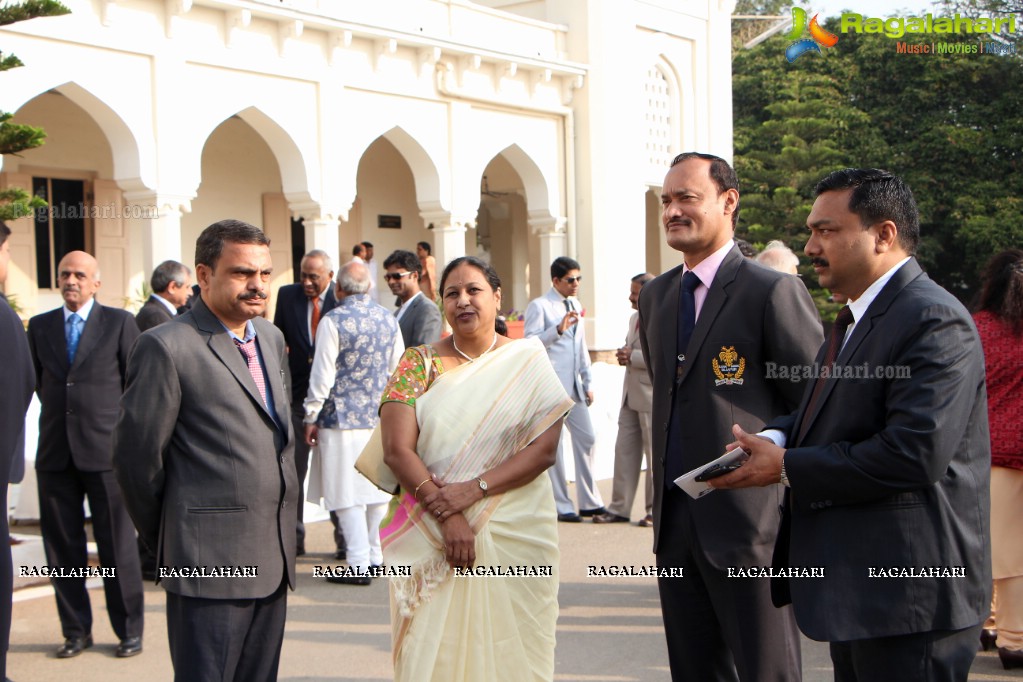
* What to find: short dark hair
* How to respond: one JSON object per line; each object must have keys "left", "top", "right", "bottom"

{"left": 383, "top": 249, "right": 421, "bottom": 275}
{"left": 195, "top": 220, "right": 270, "bottom": 270}
{"left": 440, "top": 256, "right": 501, "bottom": 294}
{"left": 0, "top": 221, "right": 10, "bottom": 248}
{"left": 150, "top": 260, "right": 190, "bottom": 293}
{"left": 631, "top": 272, "right": 654, "bottom": 286}
{"left": 670, "top": 152, "right": 740, "bottom": 228}
{"left": 813, "top": 168, "right": 920, "bottom": 254}
{"left": 417, "top": 241, "right": 431, "bottom": 255}
{"left": 734, "top": 238, "right": 757, "bottom": 258}
{"left": 551, "top": 256, "right": 581, "bottom": 280}
{"left": 977, "top": 248, "right": 1023, "bottom": 334}
{"left": 352, "top": 243, "right": 365, "bottom": 257}
{"left": 361, "top": 241, "right": 374, "bottom": 249}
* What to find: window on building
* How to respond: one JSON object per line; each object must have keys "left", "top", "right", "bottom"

{"left": 644, "top": 66, "right": 672, "bottom": 169}
{"left": 33, "top": 177, "right": 88, "bottom": 289}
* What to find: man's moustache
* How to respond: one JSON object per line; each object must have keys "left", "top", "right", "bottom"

{"left": 811, "top": 258, "right": 829, "bottom": 267}
{"left": 238, "top": 291, "right": 268, "bottom": 301}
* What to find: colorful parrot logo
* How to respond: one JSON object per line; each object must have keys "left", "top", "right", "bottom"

{"left": 785, "top": 7, "right": 839, "bottom": 62}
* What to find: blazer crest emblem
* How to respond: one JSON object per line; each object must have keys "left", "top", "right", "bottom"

{"left": 712, "top": 346, "right": 746, "bottom": 386}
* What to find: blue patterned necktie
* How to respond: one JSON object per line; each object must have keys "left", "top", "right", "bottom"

{"left": 66, "top": 313, "right": 83, "bottom": 364}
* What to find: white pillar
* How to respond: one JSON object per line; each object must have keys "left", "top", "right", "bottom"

{"left": 124, "top": 191, "right": 192, "bottom": 272}
{"left": 529, "top": 214, "right": 568, "bottom": 275}
{"left": 420, "top": 210, "right": 473, "bottom": 272}
{"left": 301, "top": 214, "right": 341, "bottom": 267}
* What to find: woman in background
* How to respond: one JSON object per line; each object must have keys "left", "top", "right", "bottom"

{"left": 974, "top": 248, "right": 1023, "bottom": 669}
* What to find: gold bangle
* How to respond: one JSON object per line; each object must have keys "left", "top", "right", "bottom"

{"left": 413, "top": 477, "right": 432, "bottom": 500}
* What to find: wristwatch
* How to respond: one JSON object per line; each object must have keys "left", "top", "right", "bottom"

{"left": 476, "top": 476, "right": 489, "bottom": 497}
{"left": 779, "top": 457, "right": 790, "bottom": 488}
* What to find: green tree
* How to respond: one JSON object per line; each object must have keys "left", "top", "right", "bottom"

{"left": 0, "top": 0, "right": 71, "bottom": 221}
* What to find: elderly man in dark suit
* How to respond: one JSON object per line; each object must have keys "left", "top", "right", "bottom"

{"left": 273, "top": 248, "right": 341, "bottom": 557}
{"left": 27, "top": 250, "right": 144, "bottom": 659}
{"left": 639, "top": 152, "right": 823, "bottom": 681}
{"left": 114, "top": 220, "right": 298, "bottom": 681}
{"left": 0, "top": 222, "right": 34, "bottom": 680}
{"left": 383, "top": 249, "right": 442, "bottom": 347}
{"left": 714, "top": 168, "right": 991, "bottom": 681}
{"left": 135, "top": 260, "right": 192, "bottom": 332}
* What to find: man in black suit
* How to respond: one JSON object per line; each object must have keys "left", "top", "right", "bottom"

{"left": 273, "top": 249, "right": 342, "bottom": 557}
{"left": 714, "top": 168, "right": 991, "bottom": 681}
{"left": 27, "top": 250, "right": 144, "bottom": 659}
{"left": 114, "top": 220, "right": 298, "bottom": 681}
{"left": 0, "top": 222, "right": 34, "bottom": 680}
{"left": 135, "top": 260, "right": 192, "bottom": 332}
{"left": 638, "top": 153, "right": 822, "bottom": 681}
{"left": 383, "top": 249, "right": 442, "bottom": 347}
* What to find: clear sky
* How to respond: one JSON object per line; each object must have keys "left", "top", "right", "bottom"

{"left": 802, "top": 0, "right": 942, "bottom": 19}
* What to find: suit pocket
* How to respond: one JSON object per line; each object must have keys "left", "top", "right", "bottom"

{"left": 187, "top": 506, "right": 248, "bottom": 514}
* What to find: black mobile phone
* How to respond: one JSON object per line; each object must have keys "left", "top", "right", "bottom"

{"left": 694, "top": 463, "right": 743, "bottom": 482}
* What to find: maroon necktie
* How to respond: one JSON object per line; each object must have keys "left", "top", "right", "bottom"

{"left": 797, "top": 306, "right": 854, "bottom": 443}
{"left": 236, "top": 338, "right": 267, "bottom": 406}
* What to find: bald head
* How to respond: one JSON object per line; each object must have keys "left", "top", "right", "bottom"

{"left": 58, "top": 250, "right": 102, "bottom": 312}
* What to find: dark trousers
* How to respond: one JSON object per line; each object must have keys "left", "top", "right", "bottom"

{"left": 290, "top": 407, "right": 345, "bottom": 553}
{"left": 830, "top": 623, "right": 982, "bottom": 682}
{"left": 37, "top": 466, "right": 144, "bottom": 640}
{"left": 166, "top": 580, "right": 288, "bottom": 682}
{"left": 656, "top": 487, "right": 801, "bottom": 682}
{"left": 1, "top": 483, "right": 11, "bottom": 680}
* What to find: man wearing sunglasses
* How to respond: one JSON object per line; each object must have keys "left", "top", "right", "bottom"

{"left": 383, "top": 249, "right": 442, "bottom": 347}
{"left": 525, "top": 256, "right": 606, "bottom": 523}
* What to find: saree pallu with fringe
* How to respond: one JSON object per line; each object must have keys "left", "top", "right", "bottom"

{"left": 381, "top": 338, "right": 573, "bottom": 682}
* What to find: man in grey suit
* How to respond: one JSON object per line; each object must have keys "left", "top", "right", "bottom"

{"left": 639, "top": 153, "right": 822, "bottom": 681}
{"left": 383, "top": 249, "right": 441, "bottom": 347}
{"left": 526, "top": 257, "right": 605, "bottom": 522}
{"left": 714, "top": 169, "right": 991, "bottom": 681}
{"left": 114, "top": 220, "right": 298, "bottom": 681}
{"left": 595, "top": 272, "right": 656, "bottom": 526}
{"left": 135, "top": 260, "right": 192, "bottom": 332}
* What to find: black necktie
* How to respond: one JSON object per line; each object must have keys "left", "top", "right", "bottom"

{"left": 564, "top": 298, "right": 575, "bottom": 335}
{"left": 796, "top": 306, "right": 854, "bottom": 444}
{"left": 665, "top": 271, "right": 701, "bottom": 487}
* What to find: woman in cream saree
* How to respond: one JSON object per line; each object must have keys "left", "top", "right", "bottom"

{"left": 379, "top": 257, "right": 572, "bottom": 682}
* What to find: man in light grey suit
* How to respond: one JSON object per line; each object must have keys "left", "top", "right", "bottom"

{"left": 595, "top": 272, "right": 656, "bottom": 526}
{"left": 383, "top": 249, "right": 442, "bottom": 347}
{"left": 526, "top": 257, "right": 605, "bottom": 522}
{"left": 113, "top": 220, "right": 298, "bottom": 682}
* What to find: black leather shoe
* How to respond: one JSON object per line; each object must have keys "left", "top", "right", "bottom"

{"left": 999, "top": 647, "right": 1023, "bottom": 670}
{"left": 592, "top": 512, "right": 630, "bottom": 524}
{"left": 116, "top": 637, "right": 143, "bottom": 658}
{"left": 557, "top": 513, "right": 582, "bottom": 523}
{"left": 333, "top": 549, "right": 346, "bottom": 561}
{"left": 326, "top": 574, "right": 372, "bottom": 586}
{"left": 981, "top": 628, "right": 997, "bottom": 651}
{"left": 296, "top": 544, "right": 306, "bottom": 557}
{"left": 579, "top": 507, "right": 607, "bottom": 517}
{"left": 56, "top": 634, "right": 93, "bottom": 658}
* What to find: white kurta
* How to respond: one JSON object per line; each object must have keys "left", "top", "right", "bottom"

{"left": 307, "top": 428, "right": 392, "bottom": 510}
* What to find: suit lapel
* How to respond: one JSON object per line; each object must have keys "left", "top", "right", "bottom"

{"left": 677, "top": 247, "right": 741, "bottom": 387}
{"left": 794, "top": 259, "right": 924, "bottom": 444}
{"left": 193, "top": 298, "right": 275, "bottom": 420}
{"left": 44, "top": 309, "right": 70, "bottom": 373}
{"left": 257, "top": 322, "right": 291, "bottom": 434}
{"left": 70, "top": 304, "right": 104, "bottom": 372}
{"left": 657, "top": 267, "right": 682, "bottom": 380}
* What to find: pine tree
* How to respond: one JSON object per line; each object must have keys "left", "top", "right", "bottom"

{"left": 0, "top": 0, "right": 71, "bottom": 220}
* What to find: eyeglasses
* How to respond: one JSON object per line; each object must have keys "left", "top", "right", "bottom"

{"left": 561, "top": 276, "right": 582, "bottom": 284}
{"left": 384, "top": 271, "right": 412, "bottom": 281}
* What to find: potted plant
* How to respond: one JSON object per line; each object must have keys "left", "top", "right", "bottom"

{"left": 502, "top": 309, "right": 525, "bottom": 338}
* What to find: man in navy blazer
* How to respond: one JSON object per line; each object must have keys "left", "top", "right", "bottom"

{"left": 27, "top": 250, "right": 144, "bottom": 659}
{"left": 383, "top": 249, "right": 441, "bottom": 347}
{"left": 0, "top": 222, "right": 34, "bottom": 679}
{"left": 714, "top": 169, "right": 991, "bottom": 681}
{"left": 273, "top": 249, "right": 339, "bottom": 556}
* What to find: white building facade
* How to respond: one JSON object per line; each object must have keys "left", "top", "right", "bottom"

{"left": 0, "top": 0, "right": 734, "bottom": 350}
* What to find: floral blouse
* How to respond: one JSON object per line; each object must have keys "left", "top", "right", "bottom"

{"left": 381, "top": 345, "right": 446, "bottom": 408}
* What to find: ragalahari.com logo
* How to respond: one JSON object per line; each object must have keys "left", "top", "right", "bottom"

{"left": 785, "top": 7, "right": 839, "bottom": 62}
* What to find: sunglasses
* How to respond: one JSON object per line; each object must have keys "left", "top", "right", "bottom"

{"left": 384, "top": 271, "right": 412, "bottom": 281}
{"left": 561, "top": 276, "right": 582, "bottom": 284}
